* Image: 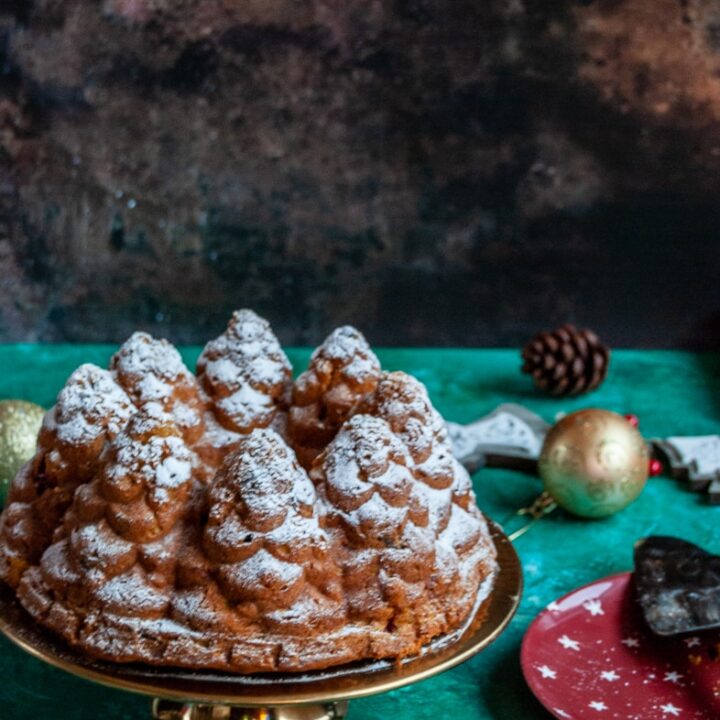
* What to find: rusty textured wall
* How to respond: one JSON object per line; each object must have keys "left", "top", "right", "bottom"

{"left": 2, "top": 0, "right": 720, "bottom": 347}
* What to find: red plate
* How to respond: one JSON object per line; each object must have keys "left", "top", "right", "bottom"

{"left": 521, "top": 572, "right": 720, "bottom": 719}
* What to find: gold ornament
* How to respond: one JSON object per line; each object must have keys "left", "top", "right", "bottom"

{"left": 0, "top": 400, "right": 45, "bottom": 506}
{"left": 538, "top": 408, "right": 649, "bottom": 518}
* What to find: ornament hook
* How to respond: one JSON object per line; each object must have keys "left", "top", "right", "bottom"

{"left": 506, "top": 492, "right": 557, "bottom": 542}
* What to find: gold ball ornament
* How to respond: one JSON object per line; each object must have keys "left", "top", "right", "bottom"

{"left": 538, "top": 408, "right": 649, "bottom": 518}
{"left": 0, "top": 400, "right": 45, "bottom": 507}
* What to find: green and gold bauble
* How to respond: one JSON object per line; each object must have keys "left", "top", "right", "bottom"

{"left": 0, "top": 400, "right": 45, "bottom": 506}
{"left": 539, "top": 408, "right": 649, "bottom": 518}
{"left": 508, "top": 408, "right": 651, "bottom": 539}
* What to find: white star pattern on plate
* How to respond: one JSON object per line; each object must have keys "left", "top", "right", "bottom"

{"left": 547, "top": 600, "right": 561, "bottom": 612}
{"left": 558, "top": 634, "right": 580, "bottom": 650}
{"left": 583, "top": 599, "right": 604, "bottom": 616}
{"left": 522, "top": 573, "right": 707, "bottom": 720}
{"left": 663, "top": 671, "right": 683, "bottom": 684}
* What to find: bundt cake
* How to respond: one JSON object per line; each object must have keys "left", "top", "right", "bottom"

{"left": 0, "top": 310, "right": 498, "bottom": 673}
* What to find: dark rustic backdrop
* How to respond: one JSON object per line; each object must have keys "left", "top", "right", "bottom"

{"left": 2, "top": 1, "right": 720, "bottom": 347}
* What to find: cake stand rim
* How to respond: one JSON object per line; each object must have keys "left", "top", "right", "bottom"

{"left": 0, "top": 518, "right": 522, "bottom": 706}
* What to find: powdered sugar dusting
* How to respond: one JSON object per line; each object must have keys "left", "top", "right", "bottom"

{"left": 213, "top": 429, "right": 314, "bottom": 512}
{"left": 266, "top": 591, "right": 340, "bottom": 627}
{"left": 201, "top": 411, "right": 242, "bottom": 450}
{"left": 95, "top": 567, "right": 169, "bottom": 614}
{"left": 55, "top": 364, "right": 133, "bottom": 445}
{"left": 198, "top": 309, "right": 291, "bottom": 432}
{"left": 215, "top": 387, "right": 273, "bottom": 426}
{"left": 371, "top": 372, "right": 450, "bottom": 465}
{"left": 99, "top": 406, "right": 196, "bottom": 542}
{"left": 203, "top": 428, "right": 328, "bottom": 596}
{"left": 70, "top": 521, "right": 135, "bottom": 568}
{"left": 410, "top": 479, "right": 452, "bottom": 532}
{"left": 266, "top": 509, "right": 327, "bottom": 548}
{"left": 220, "top": 548, "right": 304, "bottom": 590}
{"left": 108, "top": 427, "right": 194, "bottom": 490}
{"left": 105, "top": 613, "right": 198, "bottom": 638}
{"left": 319, "top": 415, "right": 413, "bottom": 508}
{"left": 307, "top": 326, "right": 381, "bottom": 386}
{"left": 112, "top": 332, "right": 190, "bottom": 387}
{"left": 155, "top": 456, "right": 193, "bottom": 491}
{"left": 353, "top": 492, "right": 409, "bottom": 535}
{"left": 439, "top": 504, "right": 479, "bottom": 553}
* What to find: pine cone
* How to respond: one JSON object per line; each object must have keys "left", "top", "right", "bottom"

{"left": 521, "top": 324, "right": 610, "bottom": 396}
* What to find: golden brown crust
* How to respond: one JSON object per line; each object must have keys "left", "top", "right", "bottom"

{"left": 0, "top": 311, "right": 497, "bottom": 674}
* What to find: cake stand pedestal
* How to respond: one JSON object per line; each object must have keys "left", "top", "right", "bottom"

{"left": 151, "top": 698, "right": 348, "bottom": 719}
{"left": 0, "top": 522, "right": 521, "bottom": 719}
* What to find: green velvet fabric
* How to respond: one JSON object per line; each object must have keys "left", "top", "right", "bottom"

{"left": 1, "top": 346, "right": 718, "bottom": 720}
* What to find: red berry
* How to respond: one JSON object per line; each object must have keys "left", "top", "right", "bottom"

{"left": 624, "top": 414, "right": 640, "bottom": 428}
{"left": 648, "top": 459, "right": 663, "bottom": 477}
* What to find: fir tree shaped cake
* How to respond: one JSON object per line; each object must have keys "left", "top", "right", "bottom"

{"left": 312, "top": 410, "right": 495, "bottom": 658}
{"left": 289, "top": 326, "right": 381, "bottom": 468}
{"left": 111, "top": 332, "right": 206, "bottom": 444}
{"left": 16, "top": 405, "right": 196, "bottom": 661}
{"left": 0, "top": 310, "right": 498, "bottom": 673}
{"left": 197, "top": 309, "right": 292, "bottom": 435}
{"left": 0, "top": 364, "right": 133, "bottom": 586}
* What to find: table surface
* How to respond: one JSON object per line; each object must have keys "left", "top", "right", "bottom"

{"left": 1, "top": 345, "right": 718, "bottom": 720}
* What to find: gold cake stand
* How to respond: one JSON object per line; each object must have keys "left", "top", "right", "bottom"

{"left": 0, "top": 521, "right": 521, "bottom": 720}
